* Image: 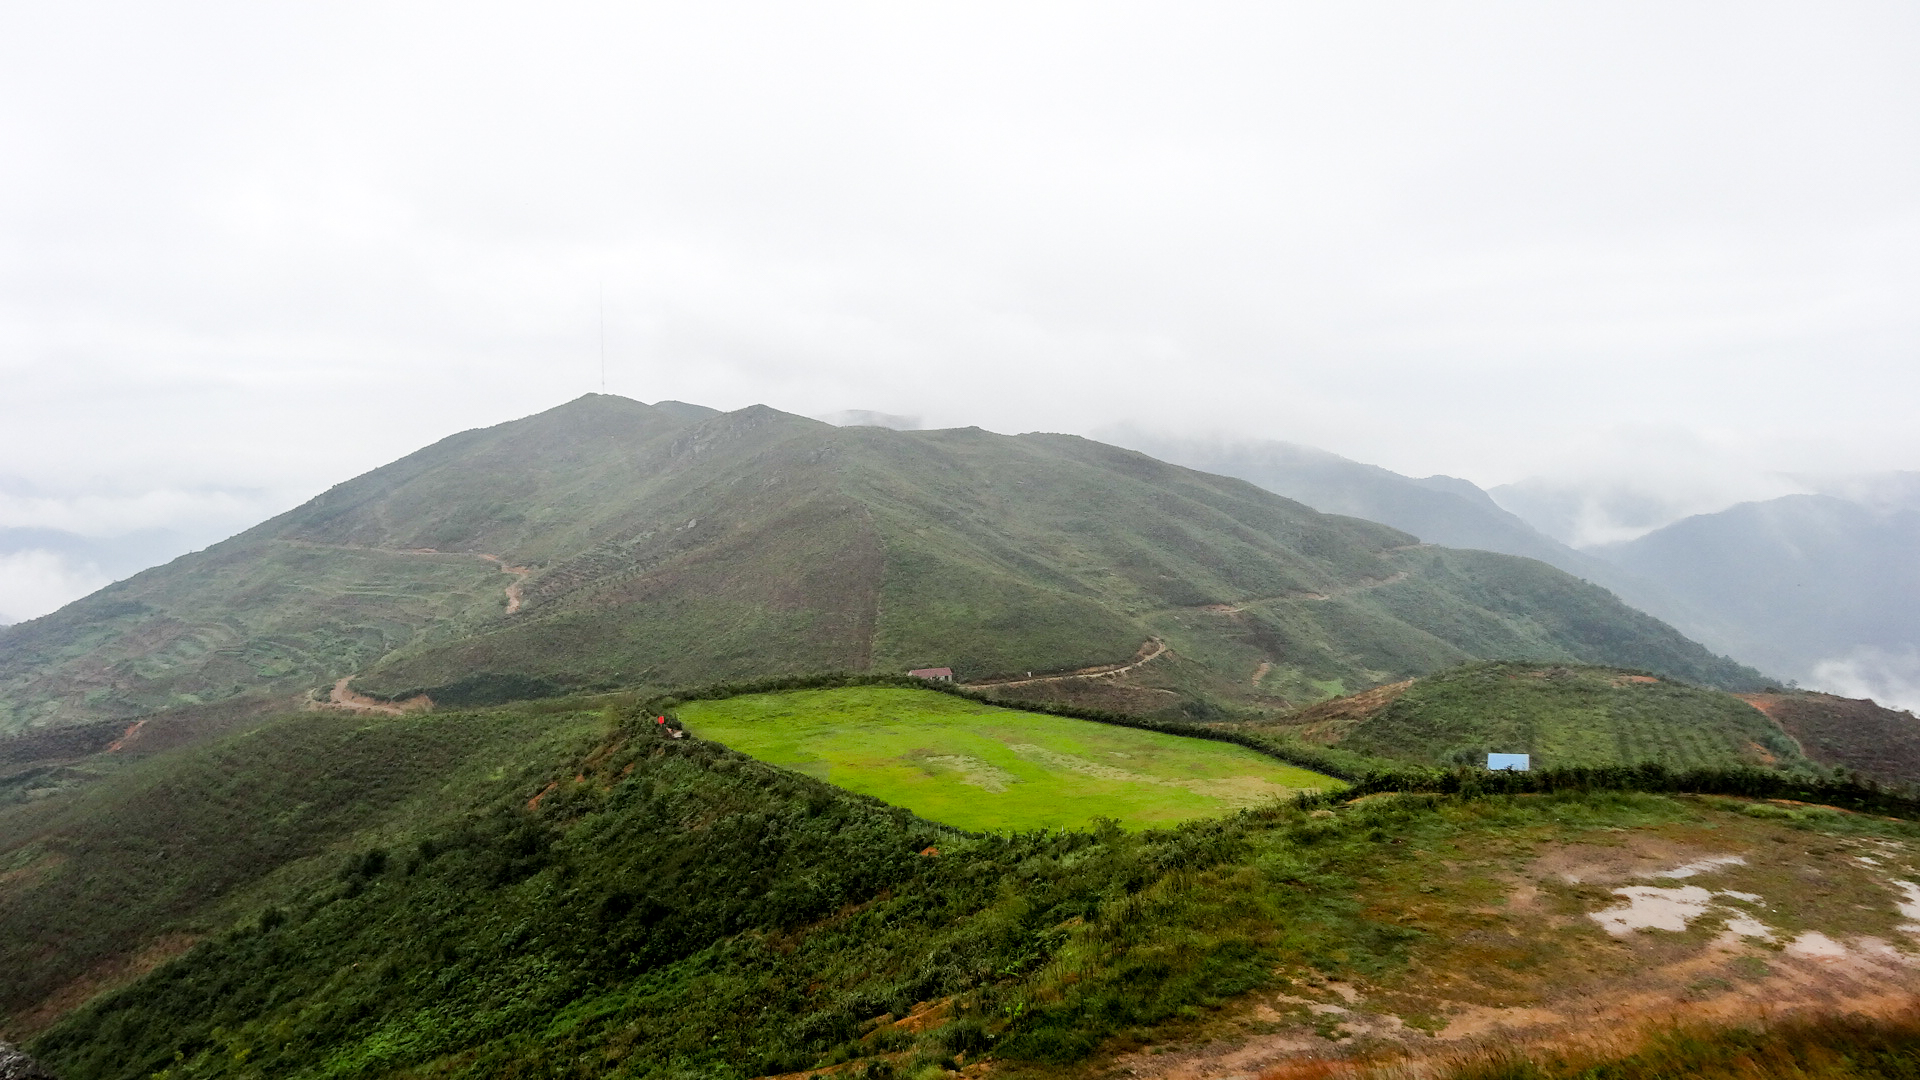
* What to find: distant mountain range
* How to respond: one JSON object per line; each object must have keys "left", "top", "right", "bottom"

{"left": 1119, "top": 433, "right": 1919, "bottom": 710}
{"left": 1108, "top": 434, "right": 1627, "bottom": 582}
{"left": 1590, "top": 486, "right": 1920, "bottom": 705}
{"left": 0, "top": 395, "right": 1760, "bottom": 733}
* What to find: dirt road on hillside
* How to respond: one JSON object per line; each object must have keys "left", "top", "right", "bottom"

{"left": 474, "top": 553, "right": 532, "bottom": 614}
{"left": 314, "top": 678, "right": 431, "bottom": 716}
{"left": 282, "top": 540, "right": 531, "bottom": 615}
{"left": 966, "top": 639, "right": 1169, "bottom": 689}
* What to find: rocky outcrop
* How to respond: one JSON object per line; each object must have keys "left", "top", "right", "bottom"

{"left": 0, "top": 1042, "right": 55, "bottom": 1079}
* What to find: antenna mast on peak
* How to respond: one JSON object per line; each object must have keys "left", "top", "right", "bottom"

{"left": 598, "top": 283, "right": 607, "bottom": 394}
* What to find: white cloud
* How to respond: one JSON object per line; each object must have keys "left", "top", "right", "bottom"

{"left": 0, "top": 549, "right": 110, "bottom": 625}
{"left": 0, "top": 485, "right": 283, "bottom": 539}
{"left": 1810, "top": 647, "right": 1920, "bottom": 715}
{"left": 0, "top": 1, "right": 1913, "bottom": 534}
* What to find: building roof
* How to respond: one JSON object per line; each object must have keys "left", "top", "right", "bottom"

{"left": 908, "top": 667, "right": 954, "bottom": 678}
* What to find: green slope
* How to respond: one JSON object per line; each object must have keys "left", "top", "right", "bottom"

{"left": 676, "top": 687, "right": 1340, "bottom": 831}
{"left": 1267, "top": 661, "right": 1810, "bottom": 771}
{"left": 0, "top": 701, "right": 605, "bottom": 1035}
{"left": 18, "top": 694, "right": 1920, "bottom": 1080}
{"left": 0, "top": 396, "right": 1764, "bottom": 733}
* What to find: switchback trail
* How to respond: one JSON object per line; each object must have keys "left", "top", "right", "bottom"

{"left": 281, "top": 540, "right": 531, "bottom": 615}
{"left": 291, "top": 543, "right": 530, "bottom": 715}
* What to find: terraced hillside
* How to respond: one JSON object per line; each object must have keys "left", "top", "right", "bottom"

{"left": 1740, "top": 690, "right": 1920, "bottom": 789}
{"left": 1258, "top": 662, "right": 1813, "bottom": 773}
{"left": 0, "top": 395, "right": 1762, "bottom": 733}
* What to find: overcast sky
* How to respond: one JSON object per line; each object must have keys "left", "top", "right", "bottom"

{"left": 3, "top": 1, "right": 1918, "bottom": 619}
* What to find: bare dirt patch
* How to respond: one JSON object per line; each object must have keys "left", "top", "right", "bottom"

{"left": 12, "top": 932, "right": 200, "bottom": 1039}
{"left": 475, "top": 553, "right": 533, "bottom": 614}
{"left": 1273, "top": 680, "right": 1416, "bottom": 745}
{"left": 103, "top": 719, "right": 147, "bottom": 753}
{"left": 317, "top": 677, "right": 432, "bottom": 716}
{"left": 1100, "top": 815, "right": 1920, "bottom": 1080}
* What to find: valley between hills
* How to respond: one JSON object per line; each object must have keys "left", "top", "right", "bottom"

{"left": 3, "top": 397, "right": 1920, "bottom": 1080}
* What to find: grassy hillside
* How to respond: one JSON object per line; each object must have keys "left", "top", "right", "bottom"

{"left": 0, "top": 700, "right": 607, "bottom": 1036}
{"left": 17, "top": 689, "right": 1920, "bottom": 1080}
{"left": 0, "top": 396, "right": 1763, "bottom": 735}
{"left": 1741, "top": 690, "right": 1920, "bottom": 789}
{"left": 676, "top": 687, "right": 1340, "bottom": 831}
{"left": 1262, "top": 662, "right": 1810, "bottom": 772}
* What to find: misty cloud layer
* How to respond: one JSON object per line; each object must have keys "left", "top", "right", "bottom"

{"left": 3, "top": 4, "right": 1917, "bottom": 635}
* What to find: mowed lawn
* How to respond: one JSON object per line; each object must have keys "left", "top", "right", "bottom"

{"left": 676, "top": 687, "right": 1342, "bottom": 831}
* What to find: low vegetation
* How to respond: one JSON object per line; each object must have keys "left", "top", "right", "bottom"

{"left": 1742, "top": 689, "right": 1920, "bottom": 791}
{"left": 1269, "top": 662, "right": 1810, "bottom": 772}
{"left": 0, "top": 701, "right": 607, "bottom": 1032}
{"left": 19, "top": 678, "right": 1920, "bottom": 1079}
{"left": 677, "top": 686, "right": 1341, "bottom": 831}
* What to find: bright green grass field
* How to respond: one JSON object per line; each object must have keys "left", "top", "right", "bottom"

{"left": 677, "top": 687, "right": 1342, "bottom": 831}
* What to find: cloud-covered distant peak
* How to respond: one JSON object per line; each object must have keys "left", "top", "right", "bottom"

{"left": 817, "top": 410, "right": 923, "bottom": 431}
{"left": 0, "top": 549, "right": 111, "bottom": 625}
{"left": 1811, "top": 647, "right": 1920, "bottom": 715}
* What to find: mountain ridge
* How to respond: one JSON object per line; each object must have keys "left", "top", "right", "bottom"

{"left": 0, "top": 396, "right": 1764, "bottom": 733}
{"left": 1590, "top": 491, "right": 1920, "bottom": 701}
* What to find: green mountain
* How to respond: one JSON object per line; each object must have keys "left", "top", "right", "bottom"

{"left": 1258, "top": 661, "right": 1811, "bottom": 773}
{"left": 0, "top": 395, "right": 1762, "bottom": 734}
{"left": 1592, "top": 491, "right": 1920, "bottom": 689}
{"left": 1110, "top": 433, "right": 1624, "bottom": 579}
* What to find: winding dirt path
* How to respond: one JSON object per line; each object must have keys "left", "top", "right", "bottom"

{"left": 475, "top": 554, "right": 533, "bottom": 614}
{"left": 966, "top": 639, "right": 1169, "bottom": 689}
{"left": 282, "top": 540, "right": 530, "bottom": 614}
{"left": 318, "top": 677, "right": 430, "bottom": 715}
{"left": 290, "top": 543, "right": 528, "bottom": 715}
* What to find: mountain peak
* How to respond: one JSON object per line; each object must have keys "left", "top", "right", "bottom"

{"left": 650, "top": 400, "right": 723, "bottom": 422}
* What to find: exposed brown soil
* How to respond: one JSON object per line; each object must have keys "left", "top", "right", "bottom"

{"left": 318, "top": 677, "right": 432, "bottom": 716}
{"left": 1270, "top": 680, "right": 1416, "bottom": 745}
{"left": 1741, "top": 691, "right": 1920, "bottom": 788}
{"left": 103, "top": 719, "right": 146, "bottom": 753}
{"left": 475, "top": 553, "right": 533, "bottom": 614}
{"left": 13, "top": 932, "right": 200, "bottom": 1038}
{"left": 1093, "top": 819, "right": 1920, "bottom": 1080}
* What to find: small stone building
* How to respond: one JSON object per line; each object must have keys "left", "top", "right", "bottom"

{"left": 908, "top": 667, "right": 954, "bottom": 682}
